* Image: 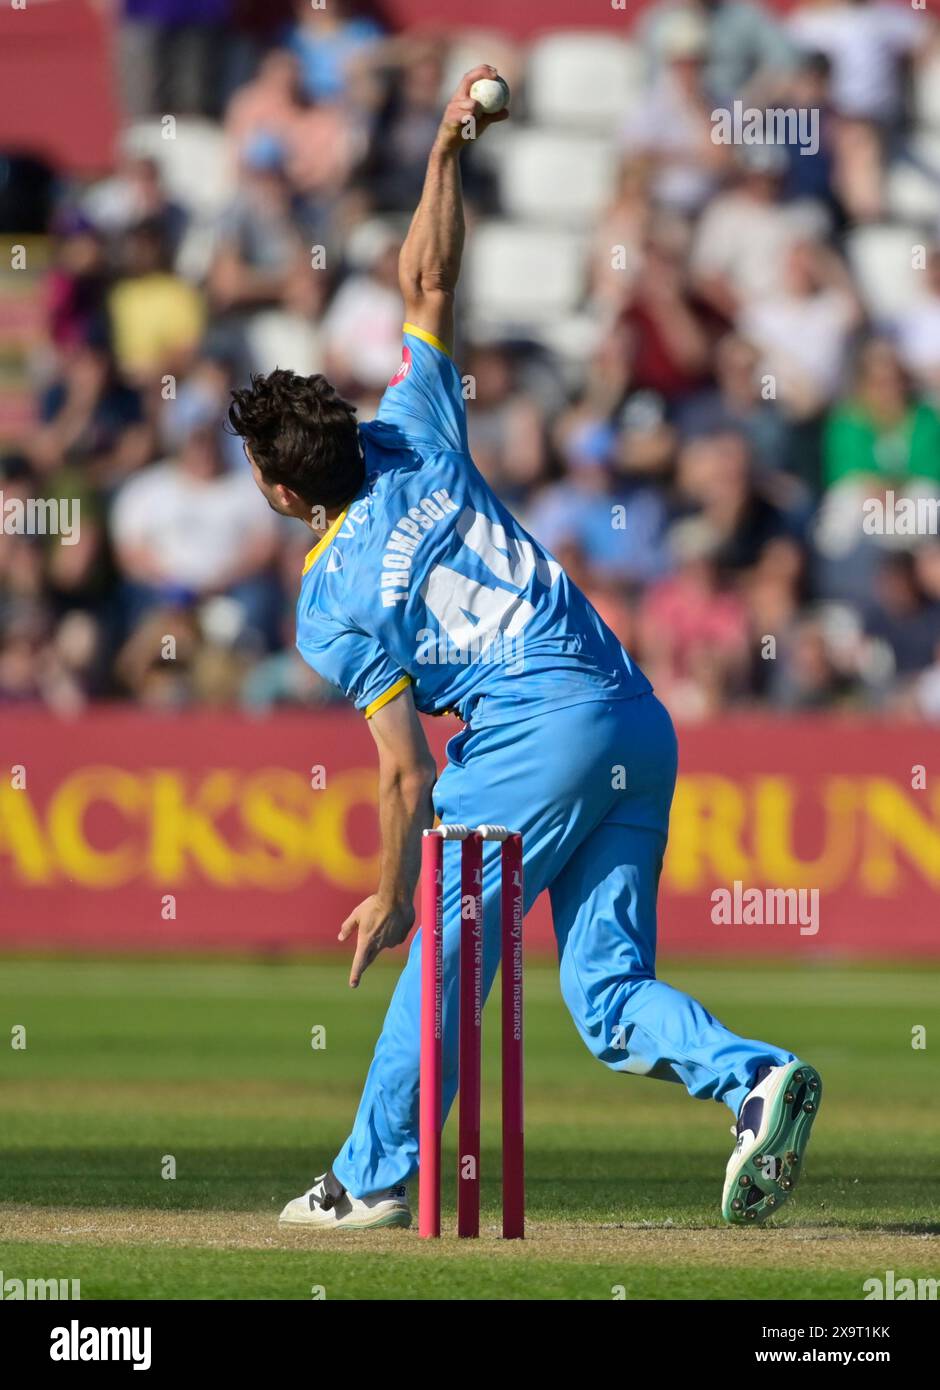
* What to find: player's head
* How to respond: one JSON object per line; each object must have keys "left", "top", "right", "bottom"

{"left": 228, "top": 369, "right": 364, "bottom": 519}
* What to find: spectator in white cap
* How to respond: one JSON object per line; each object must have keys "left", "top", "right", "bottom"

{"left": 640, "top": 0, "right": 797, "bottom": 103}
{"left": 622, "top": 8, "right": 733, "bottom": 216}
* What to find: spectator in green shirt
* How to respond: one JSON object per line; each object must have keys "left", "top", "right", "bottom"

{"left": 824, "top": 339, "right": 940, "bottom": 488}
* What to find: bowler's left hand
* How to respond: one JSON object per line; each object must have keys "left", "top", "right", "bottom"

{"left": 339, "top": 895, "right": 416, "bottom": 988}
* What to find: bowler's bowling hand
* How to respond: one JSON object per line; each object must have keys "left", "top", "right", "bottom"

{"left": 339, "top": 895, "right": 416, "bottom": 988}
{"left": 436, "top": 65, "right": 509, "bottom": 152}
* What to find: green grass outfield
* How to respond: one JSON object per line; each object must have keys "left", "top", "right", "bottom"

{"left": 0, "top": 956, "right": 937, "bottom": 1300}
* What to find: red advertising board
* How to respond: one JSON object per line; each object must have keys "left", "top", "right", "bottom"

{"left": 383, "top": 0, "right": 799, "bottom": 40}
{"left": 0, "top": 709, "right": 937, "bottom": 956}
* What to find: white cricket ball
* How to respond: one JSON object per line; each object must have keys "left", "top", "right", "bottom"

{"left": 469, "top": 76, "right": 510, "bottom": 115}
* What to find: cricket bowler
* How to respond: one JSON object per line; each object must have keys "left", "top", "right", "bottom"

{"left": 228, "top": 65, "right": 822, "bottom": 1230}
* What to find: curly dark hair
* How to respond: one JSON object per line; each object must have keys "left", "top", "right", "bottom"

{"left": 227, "top": 369, "right": 364, "bottom": 508}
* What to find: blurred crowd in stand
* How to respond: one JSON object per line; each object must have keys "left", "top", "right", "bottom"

{"left": 3, "top": 0, "right": 940, "bottom": 720}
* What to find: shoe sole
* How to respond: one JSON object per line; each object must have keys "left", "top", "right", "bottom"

{"left": 722, "top": 1061, "right": 822, "bottom": 1226}
{"left": 278, "top": 1208, "right": 412, "bottom": 1231}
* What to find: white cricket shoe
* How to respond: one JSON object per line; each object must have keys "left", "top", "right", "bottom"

{"left": 278, "top": 1170, "right": 411, "bottom": 1230}
{"left": 722, "top": 1060, "right": 822, "bottom": 1225}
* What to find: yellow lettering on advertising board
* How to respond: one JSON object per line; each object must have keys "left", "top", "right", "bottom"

{"left": 859, "top": 779, "right": 940, "bottom": 894}
{"left": 149, "top": 770, "right": 241, "bottom": 885}
{"left": 754, "top": 776, "right": 857, "bottom": 888}
{"left": 664, "top": 776, "right": 751, "bottom": 889}
{"left": 46, "top": 767, "right": 145, "bottom": 887}
{"left": 2, "top": 766, "right": 939, "bottom": 899}
{"left": 310, "top": 769, "right": 381, "bottom": 890}
{"left": 239, "top": 769, "right": 314, "bottom": 889}
{"left": 0, "top": 781, "right": 52, "bottom": 883}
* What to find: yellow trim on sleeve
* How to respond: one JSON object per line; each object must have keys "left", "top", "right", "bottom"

{"left": 302, "top": 506, "right": 350, "bottom": 575}
{"left": 364, "top": 675, "right": 412, "bottom": 719}
{"left": 402, "top": 322, "right": 451, "bottom": 357}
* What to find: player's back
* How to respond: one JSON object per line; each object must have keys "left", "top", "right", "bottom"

{"left": 295, "top": 327, "right": 651, "bottom": 726}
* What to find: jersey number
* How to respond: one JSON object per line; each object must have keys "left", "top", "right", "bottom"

{"left": 421, "top": 508, "right": 559, "bottom": 650}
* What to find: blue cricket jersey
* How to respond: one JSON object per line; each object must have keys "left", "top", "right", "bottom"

{"left": 295, "top": 325, "right": 651, "bottom": 725}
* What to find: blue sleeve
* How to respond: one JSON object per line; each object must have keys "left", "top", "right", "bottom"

{"left": 375, "top": 324, "right": 469, "bottom": 454}
{"left": 296, "top": 620, "right": 410, "bottom": 718}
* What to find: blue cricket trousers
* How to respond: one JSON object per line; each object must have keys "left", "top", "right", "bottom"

{"left": 332, "top": 692, "right": 792, "bottom": 1196}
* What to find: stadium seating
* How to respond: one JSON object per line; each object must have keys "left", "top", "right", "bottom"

{"left": 495, "top": 128, "right": 619, "bottom": 228}
{"left": 464, "top": 220, "right": 589, "bottom": 336}
{"left": 525, "top": 32, "right": 645, "bottom": 131}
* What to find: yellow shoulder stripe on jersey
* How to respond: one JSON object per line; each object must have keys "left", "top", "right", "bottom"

{"left": 364, "top": 674, "right": 412, "bottom": 719}
{"left": 403, "top": 321, "right": 451, "bottom": 357}
{"left": 302, "top": 506, "right": 350, "bottom": 575}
